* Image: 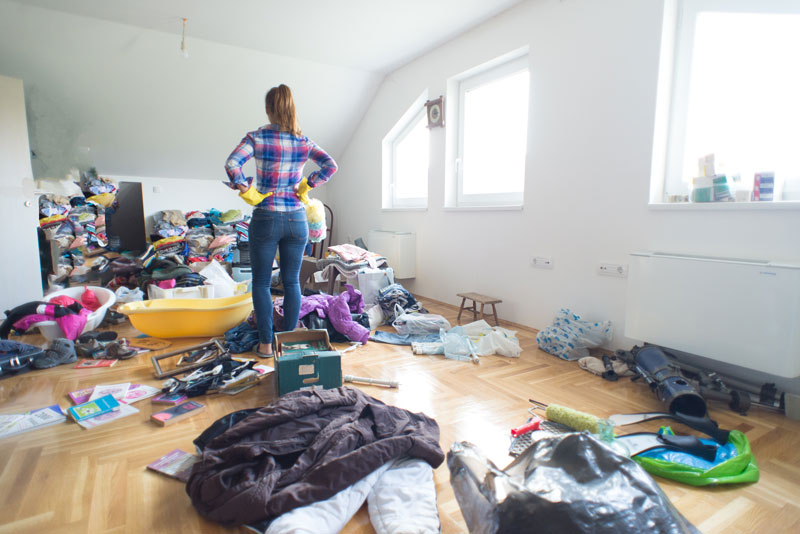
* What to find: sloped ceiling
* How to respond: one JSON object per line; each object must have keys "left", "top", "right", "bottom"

{"left": 11, "top": 0, "right": 522, "bottom": 73}
{"left": 0, "top": 0, "right": 520, "bottom": 181}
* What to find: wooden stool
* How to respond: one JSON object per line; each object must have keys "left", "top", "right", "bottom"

{"left": 457, "top": 292, "right": 502, "bottom": 326}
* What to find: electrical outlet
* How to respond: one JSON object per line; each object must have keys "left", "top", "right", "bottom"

{"left": 532, "top": 257, "right": 553, "bottom": 269}
{"left": 598, "top": 263, "right": 628, "bottom": 278}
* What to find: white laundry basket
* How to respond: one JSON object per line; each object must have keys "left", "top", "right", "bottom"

{"left": 32, "top": 286, "right": 116, "bottom": 340}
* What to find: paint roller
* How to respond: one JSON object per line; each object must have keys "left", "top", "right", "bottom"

{"left": 529, "top": 399, "right": 615, "bottom": 440}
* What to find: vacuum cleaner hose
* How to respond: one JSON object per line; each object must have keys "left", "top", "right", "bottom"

{"left": 634, "top": 345, "right": 707, "bottom": 418}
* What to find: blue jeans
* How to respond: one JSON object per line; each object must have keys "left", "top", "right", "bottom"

{"left": 249, "top": 208, "right": 308, "bottom": 344}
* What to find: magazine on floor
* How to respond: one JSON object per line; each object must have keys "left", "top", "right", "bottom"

{"left": 0, "top": 405, "right": 66, "bottom": 439}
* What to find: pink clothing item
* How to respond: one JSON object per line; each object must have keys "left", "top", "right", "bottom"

{"left": 50, "top": 295, "right": 79, "bottom": 307}
{"left": 157, "top": 279, "right": 177, "bottom": 289}
{"left": 69, "top": 235, "right": 87, "bottom": 249}
{"left": 208, "top": 235, "right": 236, "bottom": 249}
{"left": 81, "top": 288, "right": 101, "bottom": 311}
{"left": 13, "top": 308, "right": 89, "bottom": 340}
{"left": 328, "top": 244, "right": 384, "bottom": 269}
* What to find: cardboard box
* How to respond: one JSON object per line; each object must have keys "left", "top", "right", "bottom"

{"left": 274, "top": 330, "right": 342, "bottom": 396}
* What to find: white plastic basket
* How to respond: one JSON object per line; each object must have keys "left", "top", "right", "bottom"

{"left": 147, "top": 284, "right": 215, "bottom": 300}
{"left": 32, "top": 286, "right": 116, "bottom": 341}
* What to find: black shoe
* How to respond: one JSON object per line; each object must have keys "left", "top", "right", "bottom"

{"left": 101, "top": 310, "right": 127, "bottom": 325}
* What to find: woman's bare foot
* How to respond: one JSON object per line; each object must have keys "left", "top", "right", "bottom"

{"left": 257, "top": 342, "right": 273, "bottom": 357}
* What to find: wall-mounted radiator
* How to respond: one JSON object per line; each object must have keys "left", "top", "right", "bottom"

{"left": 367, "top": 230, "right": 416, "bottom": 279}
{"left": 625, "top": 252, "right": 800, "bottom": 378}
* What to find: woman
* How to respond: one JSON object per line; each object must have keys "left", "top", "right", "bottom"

{"left": 225, "top": 84, "right": 337, "bottom": 357}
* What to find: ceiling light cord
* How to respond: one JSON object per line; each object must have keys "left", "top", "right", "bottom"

{"left": 180, "top": 18, "right": 189, "bottom": 58}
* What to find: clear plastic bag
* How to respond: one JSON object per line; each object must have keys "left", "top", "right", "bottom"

{"left": 441, "top": 327, "right": 479, "bottom": 364}
{"left": 199, "top": 260, "right": 238, "bottom": 298}
{"left": 461, "top": 320, "right": 522, "bottom": 358}
{"left": 536, "top": 308, "right": 613, "bottom": 360}
{"left": 115, "top": 286, "right": 144, "bottom": 304}
{"left": 392, "top": 310, "right": 451, "bottom": 335}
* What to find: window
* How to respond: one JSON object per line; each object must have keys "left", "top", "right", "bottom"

{"left": 450, "top": 51, "right": 529, "bottom": 208}
{"left": 655, "top": 0, "right": 800, "bottom": 203}
{"left": 382, "top": 91, "right": 429, "bottom": 209}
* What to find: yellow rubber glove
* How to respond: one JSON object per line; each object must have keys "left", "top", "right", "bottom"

{"left": 239, "top": 185, "right": 273, "bottom": 206}
{"left": 296, "top": 177, "right": 311, "bottom": 205}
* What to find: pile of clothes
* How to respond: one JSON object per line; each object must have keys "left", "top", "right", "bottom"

{"left": 38, "top": 168, "right": 118, "bottom": 286}
{"left": 151, "top": 208, "right": 248, "bottom": 266}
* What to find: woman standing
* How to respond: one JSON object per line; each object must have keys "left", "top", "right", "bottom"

{"left": 225, "top": 84, "right": 337, "bottom": 356}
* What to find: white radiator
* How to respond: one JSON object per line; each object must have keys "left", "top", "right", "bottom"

{"left": 367, "top": 230, "right": 416, "bottom": 279}
{"left": 625, "top": 252, "right": 800, "bottom": 378}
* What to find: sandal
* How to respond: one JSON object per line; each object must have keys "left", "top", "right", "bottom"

{"left": 103, "top": 341, "right": 137, "bottom": 360}
{"left": 76, "top": 338, "right": 104, "bottom": 359}
{"left": 101, "top": 310, "right": 127, "bottom": 326}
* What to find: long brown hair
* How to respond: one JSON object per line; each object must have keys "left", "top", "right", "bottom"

{"left": 265, "top": 84, "right": 301, "bottom": 136}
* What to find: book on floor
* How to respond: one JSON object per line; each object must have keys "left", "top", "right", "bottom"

{"left": 68, "top": 387, "right": 95, "bottom": 405}
{"left": 151, "top": 391, "right": 187, "bottom": 405}
{"left": 67, "top": 394, "right": 120, "bottom": 422}
{"left": 146, "top": 449, "right": 200, "bottom": 482}
{"left": 151, "top": 401, "right": 205, "bottom": 427}
{"left": 0, "top": 405, "right": 66, "bottom": 439}
{"left": 73, "top": 358, "right": 117, "bottom": 369}
{"left": 89, "top": 383, "right": 131, "bottom": 402}
{"left": 77, "top": 402, "right": 138, "bottom": 429}
{"left": 121, "top": 384, "right": 161, "bottom": 404}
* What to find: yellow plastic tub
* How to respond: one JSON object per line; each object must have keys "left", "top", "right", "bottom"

{"left": 118, "top": 293, "right": 253, "bottom": 338}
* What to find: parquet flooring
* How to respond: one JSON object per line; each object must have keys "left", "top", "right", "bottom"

{"left": 1, "top": 296, "right": 799, "bottom": 533}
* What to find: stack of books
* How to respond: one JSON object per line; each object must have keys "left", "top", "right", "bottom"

{"left": 66, "top": 383, "right": 159, "bottom": 429}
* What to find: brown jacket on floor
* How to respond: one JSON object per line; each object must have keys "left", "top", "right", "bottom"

{"left": 186, "top": 387, "right": 444, "bottom": 525}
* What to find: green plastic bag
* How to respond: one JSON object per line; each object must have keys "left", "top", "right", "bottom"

{"left": 632, "top": 429, "right": 759, "bottom": 486}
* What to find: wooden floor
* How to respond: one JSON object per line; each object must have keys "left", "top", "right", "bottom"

{"left": 1, "top": 297, "right": 799, "bottom": 533}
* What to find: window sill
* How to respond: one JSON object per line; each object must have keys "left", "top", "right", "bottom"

{"left": 649, "top": 201, "right": 800, "bottom": 211}
{"left": 443, "top": 205, "right": 524, "bottom": 212}
{"left": 381, "top": 207, "right": 428, "bottom": 212}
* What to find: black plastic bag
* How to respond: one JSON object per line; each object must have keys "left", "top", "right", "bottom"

{"left": 448, "top": 433, "right": 700, "bottom": 534}
{"left": 302, "top": 313, "right": 370, "bottom": 343}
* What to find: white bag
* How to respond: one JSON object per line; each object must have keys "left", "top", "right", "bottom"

{"left": 198, "top": 260, "right": 237, "bottom": 298}
{"left": 115, "top": 286, "right": 144, "bottom": 303}
{"left": 460, "top": 320, "right": 522, "bottom": 358}
{"left": 393, "top": 311, "right": 451, "bottom": 335}
{"left": 357, "top": 268, "right": 394, "bottom": 307}
{"left": 366, "top": 305, "right": 385, "bottom": 331}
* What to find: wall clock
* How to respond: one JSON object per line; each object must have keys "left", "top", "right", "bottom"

{"left": 426, "top": 96, "right": 444, "bottom": 128}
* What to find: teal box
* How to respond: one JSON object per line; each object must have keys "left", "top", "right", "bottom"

{"left": 274, "top": 330, "right": 342, "bottom": 396}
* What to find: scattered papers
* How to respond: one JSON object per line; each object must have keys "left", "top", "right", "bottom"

{"left": 0, "top": 405, "right": 66, "bottom": 439}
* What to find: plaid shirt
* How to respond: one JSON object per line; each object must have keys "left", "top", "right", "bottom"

{"left": 225, "top": 124, "right": 337, "bottom": 211}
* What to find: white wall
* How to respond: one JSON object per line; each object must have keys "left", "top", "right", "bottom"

{"left": 0, "top": 0, "right": 380, "bottom": 181}
{"left": 328, "top": 0, "right": 800, "bottom": 350}
{"left": 0, "top": 75, "right": 44, "bottom": 314}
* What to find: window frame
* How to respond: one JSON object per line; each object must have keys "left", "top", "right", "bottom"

{"left": 655, "top": 0, "right": 800, "bottom": 204}
{"left": 454, "top": 52, "right": 530, "bottom": 208}
{"left": 382, "top": 90, "right": 430, "bottom": 210}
